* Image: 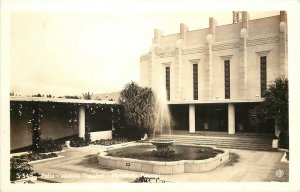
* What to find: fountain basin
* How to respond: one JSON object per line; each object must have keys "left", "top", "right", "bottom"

{"left": 98, "top": 143, "right": 229, "bottom": 175}
{"left": 150, "top": 139, "right": 175, "bottom": 154}
{"left": 150, "top": 139, "right": 175, "bottom": 146}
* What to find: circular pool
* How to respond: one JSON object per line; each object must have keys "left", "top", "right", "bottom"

{"left": 98, "top": 143, "right": 229, "bottom": 175}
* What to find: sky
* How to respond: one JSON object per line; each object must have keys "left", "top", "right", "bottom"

{"left": 9, "top": 1, "right": 280, "bottom": 96}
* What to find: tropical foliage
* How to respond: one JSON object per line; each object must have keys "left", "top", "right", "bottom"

{"left": 250, "top": 77, "right": 289, "bottom": 148}
{"left": 82, "top": 92, "right": 93, "bottom": 100}
{"left": 119, "top": 82, "right": 156, "bottom": 139}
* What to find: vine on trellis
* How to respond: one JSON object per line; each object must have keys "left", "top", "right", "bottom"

{"left": 68, "top": 104, "right": 78, "bottom": 129}
{"left": 11, "top": 101, "right": 125, "bottom": 149}
{"left": 27, "top": 102, "right": 43, "bottom": 153}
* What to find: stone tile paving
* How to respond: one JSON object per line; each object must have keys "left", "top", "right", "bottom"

{"left": 32, "top": 145, "right": 288, "bottom": 183}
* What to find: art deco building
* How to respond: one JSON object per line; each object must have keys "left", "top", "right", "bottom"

{"left": 140, "top": 11, "right": 287, "bottom": 135}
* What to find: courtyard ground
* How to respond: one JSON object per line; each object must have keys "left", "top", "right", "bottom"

{"left": 31, "top": 144, "right": 288, "bottom": 183}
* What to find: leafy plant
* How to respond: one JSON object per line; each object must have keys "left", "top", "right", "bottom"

{"left": 133, "top": 176, "right": 166, "bottom": 183}
{"left": 10, "top": 157, "right": 33, "bottom": 181}
{"left": 250, "top": 77, "right": 289, "bottom": 134}
{"left": 13, "top": 152, "right": 58, "bottom": 162}
{"left": 70, "top": 137, "right": 89, "bottom": 147}
{"left": 82, "top": 92, "right": 93, "bottom": 100}
{"left": 38, "top": 138, "right": 62, "bottom": 153}
{"left": 65, "top": 95, "right": 80, "bottom": 99}
{"left": 119, "top": 82, "right": 156, "bottom": 139}
{"left": 111, "top": 105, "right": 127, "bottom": 138}
{"left": 90, "top": 138, "right": 128, "bottom": 146}
{"left": 28, "top": 102, "right": 43, "bottom": 153}
{"left": 278, "top": 131, "right": 289, "bottom": 149}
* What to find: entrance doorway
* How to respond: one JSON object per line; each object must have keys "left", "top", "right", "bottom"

{"left": 196, "top": 104, "right": 227, "bottom": 132}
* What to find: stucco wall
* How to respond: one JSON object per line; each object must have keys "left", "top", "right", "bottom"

{"left": 247, "top": 40, "right": 280, "bottom": 98}
{"left": 140, "top": 12, "right": 286, "bottom": 102}
{"left": 215, "top": 22, "right": 242, "bottom": 42}
{"left": 10, "top": 103, "right": 79, "bottom": 150}
{"left": 10, "top": 102, "right": 112, "bottom": 150}
{"left": 160, "top": 34, "right": 180, "bottom": 47}
{"left": 248, "top": 16, "right": 280, "bottom": 37}
{"left": 186, "top": 29, "right": 209, "bottom": 46}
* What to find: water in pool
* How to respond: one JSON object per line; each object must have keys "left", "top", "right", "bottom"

{"left": 106, "top": 145, "right": 222, "bottom": 161}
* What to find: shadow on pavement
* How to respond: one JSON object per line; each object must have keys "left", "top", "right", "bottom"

{"left": 223, "top": 153, "right": 240, "bottom": 166}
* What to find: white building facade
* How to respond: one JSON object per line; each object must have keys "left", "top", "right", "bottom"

{"left": 140, "top": 11, "right": 288, "bottom": 135}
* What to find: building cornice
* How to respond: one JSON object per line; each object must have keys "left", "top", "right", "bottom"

{"left": 10, "top": 96, "right": 118, "bottom": 105}
{"left": 167, "top": 98, "right": 265, "bottom": 105}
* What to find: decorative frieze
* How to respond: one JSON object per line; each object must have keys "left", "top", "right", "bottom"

{"left": 247, "top": 36, "right": 279, "bottom": 47}
{"left": 143, "top": 36, "right": 280, "bottom": 60}
{"left": 154, "top": 47, "right": 176, "bottom": 58}
{"left": 182, "top": 47, "right": 206, "bottom": 55}
{"left": 212, "top": 42, "right": 239, "bottom": 51}
{"left": 156, "top": 51, "right": 176, "bottom": 58}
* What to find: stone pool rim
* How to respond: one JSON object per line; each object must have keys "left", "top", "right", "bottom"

{"left": 98, "top": 142, "right": 229, "bottom": 175}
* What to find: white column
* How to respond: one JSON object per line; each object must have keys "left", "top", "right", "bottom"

{"left": 78, "top": 106, "right": 85, "bottom": 138}
{"left": 189, "top": 104, "right": 195, "bottom": 133}
{"left": 228, "top": 103, "right": 235, "bottom": 134}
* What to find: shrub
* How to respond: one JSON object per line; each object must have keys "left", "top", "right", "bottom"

{"left": 119, "top": 82, "right": 156, "bottom": 140}
{"left": 10, "top": 157, "right": 33, "bottom": 181}
{"left": 133, "top": 176, "right": 166, "bottom": 183}
{"left": 13, "top": 152, "right": 58, "bottom": 162}
{"left": 70, "top": 137, "right": 89, "bottom": 147}
{"left": 90, "top": 138, "right": 128, "bottom": 146}
{"left": 38, "top": 138, "right": 62, "bottom": 153}
{"left": 249, "top": 77, "right": 288, "bottom": 133}
{"left": 278, "top": 131, "right": 289, "bottom": 149}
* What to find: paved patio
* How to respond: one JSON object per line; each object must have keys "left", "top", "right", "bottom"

{"left": 31, "top": 144, "right": 288, "bottom": 183}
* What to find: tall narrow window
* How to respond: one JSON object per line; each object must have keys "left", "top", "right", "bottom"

{"left": 260, "top": 56, "right": 267, "bottom": 97}
{"left": 193, "top": 64, "right": 198, "bottom": 100}
{"left": 224, "top": 60, "right": 230, "bottom": 99}
{"left": 166, "top": 67, "right": 170, "bottom": 101}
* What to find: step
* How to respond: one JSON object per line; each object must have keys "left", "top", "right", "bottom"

{"left": 161, "top": 135, "right": 273, "bottom": 141}
{"left": 170, "top": 138, "right": 272, "bottom": 144}
{"left": 166, "top": 137, "right": 272, "bottom": 142}
{"left": 169, "top": 132, "right": 275, "bottom": 138}
{"left": 175, "top": 142, "right": 271, "bottom": 148}
{"left": 171, "top": 142, "right": 272, "bottom": 151}
{"left": 160, "top": 136, "right": 272, "bottom": 142}
{"left": 161, "top": 139, "right": 272, "bottom": 145}
{"left": 153, "top": 135, "right": 273, "bottom": 151}
{"left": 172, "top": 141, "right": 271, "bottom": 147}
{"left": 160, "top": 139, "right": 271, "bottom": 144}
{"left": 160, "top": 135, "right": 273, "bottom": 140}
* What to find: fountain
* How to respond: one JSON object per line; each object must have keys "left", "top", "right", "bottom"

{"left": 97, "top": 72, "right": 229, "bottom": 175}
{"left": 150, "top": 76, "right": 175, "bottom": 156}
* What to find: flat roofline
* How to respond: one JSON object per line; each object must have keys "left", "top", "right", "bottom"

{"left": 10, "top": 96, "right": 118, "bottom": 105}
{"left": 167, "top": 98, "right": 265, "bottom": 104}
{"left": 160, "top": 14, "right": 280, "bottom": 37}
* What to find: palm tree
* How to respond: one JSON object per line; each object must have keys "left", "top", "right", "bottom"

{"left": 264, "top": 77, "right": 288, "bottom": 132}
{"left": 82, "top": 92, "right": 93, "bottom": 100}
{"left": 250, "top": 77, "right": 288, "bottom": 148}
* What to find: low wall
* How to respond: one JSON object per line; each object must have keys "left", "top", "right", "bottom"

{"left": 98, "top": 143, "right": 229, "bottom": 175}
{"left": 90, "top": 131, "right": 112, "bottom": 141}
